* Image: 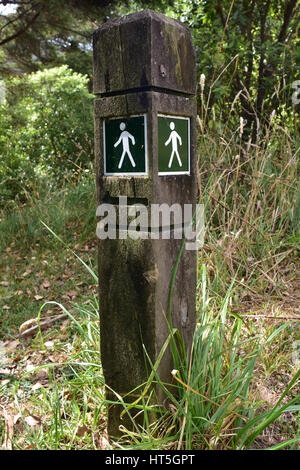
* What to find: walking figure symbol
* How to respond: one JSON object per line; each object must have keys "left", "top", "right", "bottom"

{"left": 114, "top": 122, "right": 136, "bottom": 169}
{"left": 165, "top": 122, "right": 182, "bottom": 168}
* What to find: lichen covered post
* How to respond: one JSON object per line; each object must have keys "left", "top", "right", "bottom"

{"left": 93, "top": 10, "right": 197, "bottom": 437}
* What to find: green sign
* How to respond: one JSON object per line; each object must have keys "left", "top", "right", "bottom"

{"left": 158, "top": 115, "right": 190, "bottom": 175}
{"left": 104, "top": 115, "right": 147, "bottom": 176}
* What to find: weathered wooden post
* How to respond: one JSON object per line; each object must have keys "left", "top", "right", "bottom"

{"left": 93, "top": 10, "right": 197, "bottom": 436}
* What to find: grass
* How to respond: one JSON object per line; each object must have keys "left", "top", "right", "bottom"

{"left": 100, "top": 266, "right": 299, "bottom": 450}
{"left": 197, "top": 74, "right": 300, "bottom": 301}
{"left": 1, "top": 297, "right": 106, "bottom": 450}
{"left": 0, "top": 261, "right": 299, "bottom": 449}
{"left": 0, "top": 88, "right": 299, "bottom": 449}
{"left": 0, "top": 173, "right": 97, "bottom": 337}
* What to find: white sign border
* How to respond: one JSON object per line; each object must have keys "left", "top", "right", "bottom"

{"left": 103, "top": 114, "right": 148, "bottom": 177}
{"left": 157, "top": 114, "right": 190, "bottom": 176}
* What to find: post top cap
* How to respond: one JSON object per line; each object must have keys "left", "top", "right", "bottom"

{"left": 93, "top": 9, "right": 196, "bottom": 96}
{"left": 94, "top": 9, "right": 189, "bottom": 33}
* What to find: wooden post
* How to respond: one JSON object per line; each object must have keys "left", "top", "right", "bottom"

{"left": 93, "top": 9, "right": 197, "bottom": 437}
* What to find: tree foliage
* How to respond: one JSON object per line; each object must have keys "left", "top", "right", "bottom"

{"left": 165, "top": 0, "right": 300, "bottom": 131}
{"left": 0, "top": 0, "right": 115, "bottom": 75}
{"left": 0, "top": 1, "right": 173, "bottom": 75}
{"left": 0, "top": 65, "right": 93, "bottom": 203}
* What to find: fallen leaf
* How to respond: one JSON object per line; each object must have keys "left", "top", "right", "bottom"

{"left": 65, "top": 290, "right": 78, "bottom": 299}
{"left": 4, "top": 339, "right": 20, "bottom": 353}
{"left": 26, "top": 363, "right": 35, "bottom": 373}
{"left": 1, "top": 379, "right": 10, "bottom": 386}
{"left": 258, "top": 383, "right": 278, "bottom": 407}
{"left": 3, "top": 305, "right": 10, "bottom": 310}
{"left": 76, "top": 425, "right": 89, "bottom": 437}
{"left": 32, "top": 382, "right": 42, "bottom": 391}
{"left": 0, "top": 281, "right": 9, "bottom": 287}
{"left": 44, "top": 340, "right": 54, "bottom": 350}
{"left": 25, "top": 416, "right": 41, "bottom": 427}
{"left": 34, "top": 295, "right": 44, "bottom": 301}
{"left": 22, "top": 270, "right": 32, "bottom": 277}
{"left": 42, "top": 280, "right": 50, "bottom": 289}
{"left": 35, "top": 368, "right": 49, "bottom": 381}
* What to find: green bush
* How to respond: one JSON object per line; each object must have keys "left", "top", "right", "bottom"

{"left": 0, "top": 65, "right": 94, "bottom": 205}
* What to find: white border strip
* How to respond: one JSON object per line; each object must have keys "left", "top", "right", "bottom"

{"left": 103, "top": 114, "right": 148, "bottom": 176}
{"left": 157, "top": 114, "right": 190, "bottom": 176}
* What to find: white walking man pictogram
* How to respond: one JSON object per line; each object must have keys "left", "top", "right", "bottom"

{"left": 165, "top": 121, "right": 182, "bottom": 168}
{"left": 114, "top": 122, "right": 136, "bottom": 169}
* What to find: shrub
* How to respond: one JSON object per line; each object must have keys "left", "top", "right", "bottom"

{"left": 0, "top": 65, "right": 94, "bottom": 205}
